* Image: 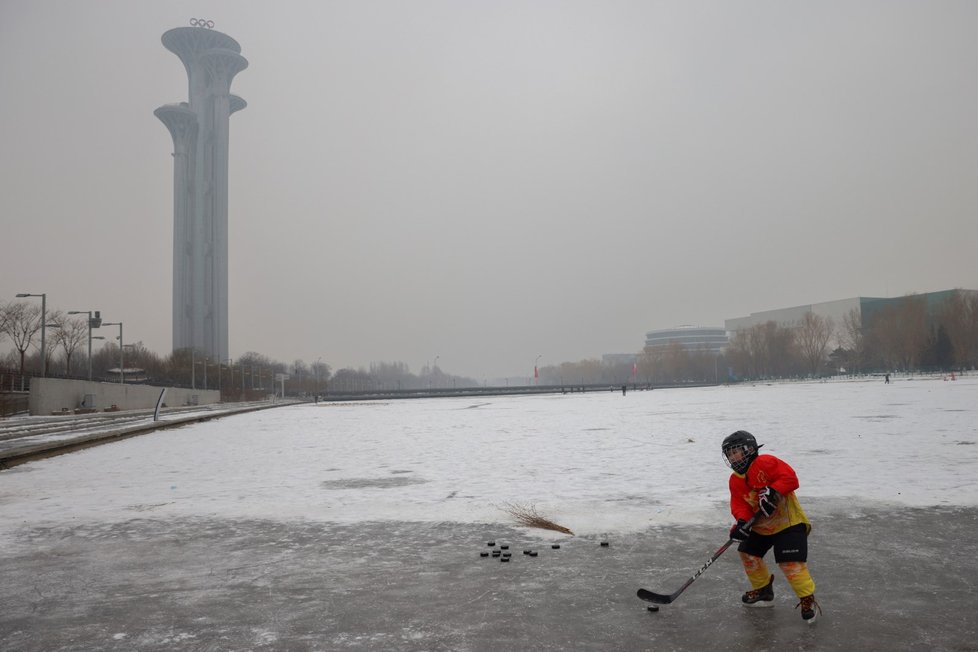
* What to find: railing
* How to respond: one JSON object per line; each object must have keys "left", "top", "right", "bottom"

{"left": 0, "top": 370, "right": 31, "bottom": 393}
{"left": 0, "top": 393, "right": 29, "bottom": 418}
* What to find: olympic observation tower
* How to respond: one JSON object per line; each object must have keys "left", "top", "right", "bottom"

{"left": 155, "top": 20, "right": 247, "bottom": 363}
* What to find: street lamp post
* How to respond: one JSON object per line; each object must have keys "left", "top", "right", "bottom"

{"left": 535, "top": 354, "right": 542, "bottom": 385}
{"left": 67, "top": 310, "right": 100, "bottom": 381}
{"left": 102, "top": 322, "right": 124, "bottom": 384}
{"left": 15, "top": 292, "right": 46, "bottom": 376}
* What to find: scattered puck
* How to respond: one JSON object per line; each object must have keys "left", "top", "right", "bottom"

{"left": 502, "top": 552, "right": 512, "bottom": 558}
{"left": 500, "top": 557, "right": 510, "bottom": 562}
{"left": 492, "top": 551, "right": 501, "bottom": 557}
{"left": 523, "top": 550, "right": 532, "bottom": 555}
{"left": 500, "top": 545, "right": 509, "bottom": 550}
{"left": 529, "top": 551, "right": 538, "bottom": 557}
{"left": 600, "top": 542, "right": 610, "bottom": 547}
{"left": 647, "top": 605, "right": 660, "bottom": 612}
{"left": 487, "top": 541, "right": 495, "bottom": 547}
{"left": 480, "top": 552, "right": 489, "bottom": 557}
{"left": 552, "top": 544, "right": 561, "bottom": 549}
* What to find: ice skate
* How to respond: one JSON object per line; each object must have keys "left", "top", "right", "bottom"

{"left": 741, "top": 574, "right": 774, "bottom": 607}
{"left": 796, "top": 594, "right": 821, "bottom": 623}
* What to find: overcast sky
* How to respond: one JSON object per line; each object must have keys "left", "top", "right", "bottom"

{"left": 2, "top": 1, "right": 976, "bottom": 380}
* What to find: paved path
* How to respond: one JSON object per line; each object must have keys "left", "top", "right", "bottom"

{"left": 1, "top": 503, "right": 975, "bottom": 651}
{"left": 0, "top": 401, "right": 295, "bottom": 468}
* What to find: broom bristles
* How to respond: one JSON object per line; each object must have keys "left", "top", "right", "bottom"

{"left": 500, "top": 502, "right": 574, "bottom": 535}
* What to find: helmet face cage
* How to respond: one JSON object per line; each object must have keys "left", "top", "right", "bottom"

{"left": 722, "top": 430, "right": 759, "bottom": 474}
{"left": 722, "top": 442, "right": 756, "bottom": 474}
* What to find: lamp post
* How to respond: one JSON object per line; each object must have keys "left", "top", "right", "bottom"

{"left": 67, "top": 310, "right": 100, "bottom": 380}
{"left": 15, "top": 292, "right": 46, "bottom": 376}
{"left": 102, "top": 322, "right": 124, "bottom": 384}
{"left": 191, "top": 349, "right": 196, "bottom": 390}
{"left": 433, "top": 355, "right": 440, "bottom": 389}
{"left": 535, "top": 354, "right": 542, "bottom": 385}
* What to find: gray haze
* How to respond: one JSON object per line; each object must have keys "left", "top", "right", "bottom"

{"left": 2, "top": 1, "right": 976, "bottom": 380}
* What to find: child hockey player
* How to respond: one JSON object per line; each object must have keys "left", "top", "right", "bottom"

{"left": 722, "top": 430, "right": 821, "bottom": 623}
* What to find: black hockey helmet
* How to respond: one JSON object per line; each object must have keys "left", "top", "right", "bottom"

{"left": 722, "top": 430, "right": 762, "bottom": 474}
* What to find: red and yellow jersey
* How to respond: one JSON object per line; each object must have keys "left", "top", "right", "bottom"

{"left": 729, "top": 453, "right": 811, "bottom": 536}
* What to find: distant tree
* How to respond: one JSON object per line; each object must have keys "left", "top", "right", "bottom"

{"left": 938, "top": 290, "right": 978, "bottom": 369}
{"left": 637, "top": 347, "right": 656, "bottom": 382}
{"left": 237, "top": 351, "right": 280, "bottom": 390}
{"left": 922, "top": 324, "right": 954, "bottom": 371}
{"left": 48, "top": 312, "right": 88, "bottom": 375}
{"left": 839, "top": 308, "right": 866, "bottom": 374}
{"left": 727, "top": 321, "right": 800, "bottom": 379}
{"left": 871, "top": 295, "right": 929, "bottom": 372}
{"left": 1, "top": 301, "right": 41, "bottom": 374}
{"left": 797, "top": 312, "right": 835, "bottom": 376}
{"left": 166, "top": 347, "right": 196, "bottom": 387}
{"left": 124, "top": 342, "right": 165, "bottom": 378}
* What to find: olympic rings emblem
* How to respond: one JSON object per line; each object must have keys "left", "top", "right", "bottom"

{"left": 190, "top": 18, "right": 215, "bottom": 29}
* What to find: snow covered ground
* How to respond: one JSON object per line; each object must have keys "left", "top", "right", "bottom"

{"left": 2, "top": 376, "right": 977, "bottom": 651}
{"left": 2, "top": 375, "right": 975, "bottom": 540}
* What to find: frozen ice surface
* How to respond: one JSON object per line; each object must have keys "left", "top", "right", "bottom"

{"left": 1, "top": 376, "right": 975, "bottom": 541}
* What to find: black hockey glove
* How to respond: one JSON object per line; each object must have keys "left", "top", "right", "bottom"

{"left": 757, "top": 487, "right": 780, "bottom": 518}
{"left": 729, "top": 520, "right": 751, "bottom": 542}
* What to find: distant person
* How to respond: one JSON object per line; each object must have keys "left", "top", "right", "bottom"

{"left": 722, "top": 430, "right": 821, "bottom": 623}
{"left": 622, "top": 384, "right": 627, "bottom": 396}
{"left": 885, "top": 373, "right": 890, "bottom": 384}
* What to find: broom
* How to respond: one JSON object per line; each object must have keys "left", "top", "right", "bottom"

{"left": 499, "top": 501, "right": 574, "bottom": 535}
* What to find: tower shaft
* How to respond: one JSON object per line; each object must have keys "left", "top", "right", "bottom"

{"left": 156, "top": 26, "right": 247, "bottom": 363}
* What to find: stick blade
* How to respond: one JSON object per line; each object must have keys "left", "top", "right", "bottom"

{"left": 637, "top": 588, "right": 674, "bottom": 604}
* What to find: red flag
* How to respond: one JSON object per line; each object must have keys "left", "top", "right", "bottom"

{"left": 534, "top": 365, "right": 538, "bottom": 379}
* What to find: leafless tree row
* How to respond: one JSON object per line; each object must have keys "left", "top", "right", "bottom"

{"left": 5, "top": 291, "right": 976, "bottom": 392}
{"left": 726, "top": 291, "right": 978, "bottom": 379}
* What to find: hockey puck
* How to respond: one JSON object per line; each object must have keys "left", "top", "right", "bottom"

{"left": 492, "top": 551, "right": 501, "bottom": 557}
{"left": 523, "top": 550, "right": 532, "bottom": 555}
{"left": 480, "top": 552, "right": 489, "bottom": 557}
{"left": 487, "top": 541, "right": 495, "bottom": 547}
{"left": 647, "top": 605, "right": 660, "bottom": 612}
{"left": 502, "top": 552, "right": 512, "bottom": 557}
{"left": 529, "top": 551, "right": 538, "bottom": 557}
{"left": 500, "top": 545, "right": 509, "bottom": 550}
{"left": 552, "top": 544, "right": 560, "bottom": 549}
{"left": 600, "top": 541, "right": 610, "bottom": 547}
{"left": 500, "top": 556, "right": 510, "bottom": 562}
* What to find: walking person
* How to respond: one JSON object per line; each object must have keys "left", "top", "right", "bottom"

{"left": 722, "top": 430, "right": 821, "bottom": 623}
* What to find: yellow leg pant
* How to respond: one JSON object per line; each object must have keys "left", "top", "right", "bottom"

{"left": 739, "top": 553, "right": 816, "bottom": 597}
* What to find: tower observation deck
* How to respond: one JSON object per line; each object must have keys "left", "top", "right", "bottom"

{"left": 156, "top": 23, "right": 248, "bottom": 362}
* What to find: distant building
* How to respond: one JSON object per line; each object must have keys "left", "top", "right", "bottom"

{"left": 725, "top": 298, "right": 862, "bottom": 348}
{"left": 724, "top": 289, "right": 978, "bottom": 347}
{"left": 602, "top": 353, "right": 638, "bottom": 366}
{"left": 644, "top": 326, "right": 728, "bottom": 355}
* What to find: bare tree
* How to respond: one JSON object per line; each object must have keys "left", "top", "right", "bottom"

{"left": 1, "top": 302, "right": 42, "bottom": 374}
{"left": 870, "top": 295, "right": 929, "bottom": 372}
{"left": 48, "top": 312, "right": 88, "bottom": 375}
{"left": 797, "top": 312, "right": 835, "bottom": 376}
{"left": 939, "top": 290, "right": 978, "bottom": 369}
{"left": 839, "top": 308, "right": 865, "bottom": 374}
{"left": 0, "top": 302, "right": 10, "bottom": 340}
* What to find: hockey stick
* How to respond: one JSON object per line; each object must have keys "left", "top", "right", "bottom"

{"left": 637, "top": 514, "right": 758, "bottom": 605}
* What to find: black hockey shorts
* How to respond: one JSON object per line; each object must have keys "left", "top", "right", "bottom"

{"left": 737, "top": 523, "right": 808, "bottom": 563}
